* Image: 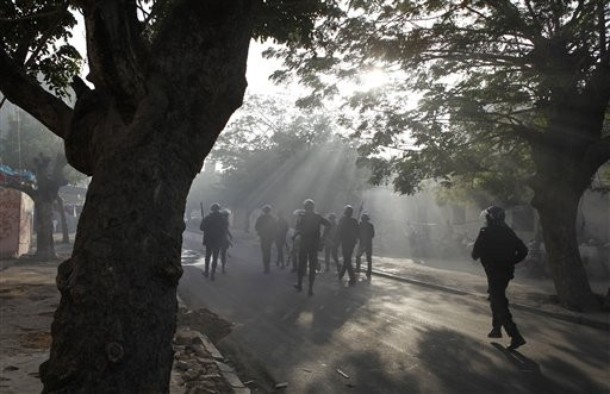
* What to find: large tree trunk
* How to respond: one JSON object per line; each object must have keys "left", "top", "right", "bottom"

{"left": 531, "top": 185, "right": 598, "bottom": 311}
{"left": 39, "top": 2, "right": 254, "bottom": 392}
{"left": 40, "top": 131, "right": 192, "bottom": 391}
{"left": 529, "top": 88, "right": 609, "bottom": 311}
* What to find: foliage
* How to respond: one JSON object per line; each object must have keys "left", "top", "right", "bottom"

{"left": 187, "top": 94, "right": 369, "bottom": 213}
{"left": 266, "top": 0, "right": 610, "bottom": 202}
{"left": 0, "top": 0, "right": 81, "bottom": 98}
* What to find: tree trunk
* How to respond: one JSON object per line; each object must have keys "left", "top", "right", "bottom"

{"left": 40, "top": 136, "right": 191, "bottom": 392}
{"left": 532, "top": 187, "right": 599, "bottom": 311}
{"left": 529, "top": 94, "right": 607, "bottom": 311}
{"left": 34, "top": 198, "right": 57, "bottom": 260}
{"left": 39, "top": 2, "right": 254, "bottom": 391}
{"left": 56, "top": 196, "right": 70, "bottom": 244}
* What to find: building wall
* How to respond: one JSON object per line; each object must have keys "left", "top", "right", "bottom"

{"left": 0, "top": 187, "right": 33, "bottom": 259}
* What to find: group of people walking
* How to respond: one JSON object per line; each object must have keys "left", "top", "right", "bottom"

{"left": 255, "top": 199, "right": 375, "bottom": 296}
{"left": 200, "top": 200, "right": 528, "bottom": 351}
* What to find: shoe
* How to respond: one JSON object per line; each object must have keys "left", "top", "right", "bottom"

{"left": 294, "top": 284, "right": 302, "bottom": 292}
{"left": 348, "top": 280, "right": 356, "bottom": 286}
{"left": 202, "top": 271, "right": 208, "bottom": 278}
{"left": 507, "top": 336, "right": 526, "bottom": 351}
{"left": 487, "top": 328, "right": 502, "bottom": 338}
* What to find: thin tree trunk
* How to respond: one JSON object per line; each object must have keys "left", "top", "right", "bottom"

{"left": 35, "top": 198, "right": 57, "bottom": 260}
{"left": 56, "top": 196, "right": 70, "bottom": 244}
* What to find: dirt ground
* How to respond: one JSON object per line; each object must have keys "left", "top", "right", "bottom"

{"left": 0, "top": 260, "right": 59, "bottom": 393}
{"left": 0, "top": 259, "right": 240, "bottom": 394}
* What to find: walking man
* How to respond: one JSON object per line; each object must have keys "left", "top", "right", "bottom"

{"left": 355, "top": 213, "right": 375, "bottom": 278}
{"left": 200, "top": 203, "right": 227, "bottom": 281}
{"left": 337, "top": 205, "right": 359, "bottom": 286}
{"left": 255, "top": 205, "right": 277, "bottom": 274}
{"left": 294, "top": 199, "right": 329, "bottom": 296}
{"left": 472, "top": 205, "right": 528, "bottom": 350}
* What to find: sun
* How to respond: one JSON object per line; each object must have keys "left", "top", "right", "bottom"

{"left": 359, "top": 69, "right": 388, "bottom": 90}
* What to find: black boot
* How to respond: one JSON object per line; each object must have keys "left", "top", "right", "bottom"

{"left": 487, "top": 328, "right": 502, "bottom": 338}
{"left": 507, "top": 334, "right": 526, "bottom": 351}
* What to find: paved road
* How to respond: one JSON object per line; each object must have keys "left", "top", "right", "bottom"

{"left": 179, "top": 231, "right": 610, "bottom": 394}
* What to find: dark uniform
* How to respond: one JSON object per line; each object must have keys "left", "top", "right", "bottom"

{"left": 295, "top": 201, "right": 329, "bottom": 295}
{"left": 220, "top": 211, "right": 233, "bottom": 273}
{"left": 472, "top": 206, "right": 528, "bottom": 350}
{"left": 275, "top": 213, "right": 289, "bottom": 268}
{"left": 201, "top": 206, "right": 228, "bottom": 281}
{"left": 255, "top": 207, "right": 277, "bottom": 273}
{"left": 355, "top": 215, "right": 375, "bottom": 277}
{"left": 337, "top": 211, "right": 359, "bottom": 285}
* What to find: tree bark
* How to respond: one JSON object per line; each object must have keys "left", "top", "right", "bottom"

{"left": 40, "top": 130, "right": 191, "bottom": 392}
{"left": 56, "top": 196, "right": 70, "bottom": 244}
{"left": 529, "top": 88, "right": 609, "bottom": 310}
{"left": 34, "top": 197, "right": 57, "bottom": 260}
{"left": 531, "top": 185, "right": 599, "bottom": 311}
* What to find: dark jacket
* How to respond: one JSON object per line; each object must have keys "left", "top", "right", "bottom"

{"left": 359, "top": 221, "right": 375, "bottom": 246}
{"left": 201, "top": 211, "right": 228, "bottom": 247}
{"left": 276, "top": 216, "right": 289, "bottom": 242}
{"left": 295, "top": 211, "right": 329, "bottom": 248}
{"left": 255, "top": 213, "right": 277, "bottom": 241}
{"left": 337, "top": 216, "right": 359, "bottom": 247}
{"left": 472, "top": 223, "right": 528, "bottom": 275}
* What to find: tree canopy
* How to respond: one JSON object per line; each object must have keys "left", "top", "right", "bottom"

{"left": 267, "top": 0, "right": 609, "bottom": 198}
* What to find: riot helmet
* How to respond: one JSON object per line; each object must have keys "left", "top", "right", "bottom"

{"left": 303, "top": 199, "right": 315, "bottom": 211}
{"left": 484, "top": 205, "right": 505, "bottom": 224}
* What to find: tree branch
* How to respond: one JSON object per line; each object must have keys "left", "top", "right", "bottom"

{"left": 24, "top": 3, "right": 71, "bottom": 67}
{"left": 83, "top": 0, "right": 147, "bottom": 117}
{"left": 0, "top": 49, "right": 72, "bottom": 139}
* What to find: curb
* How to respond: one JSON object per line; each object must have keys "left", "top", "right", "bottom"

{"left": 371, "top": 269, "right": 610, "bottom": 332}
{"left": 176, "top": 296, "right": 251, "bottom": 393}
{"left": 198, "top": 333, "right": 251, "bottom": 394}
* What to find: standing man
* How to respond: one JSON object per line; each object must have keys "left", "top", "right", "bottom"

{"left": 322, "top": 213, "right": 339, "bottom": 273}
{"left": 294, "top": 199, "right": 329, "bottom": 296}
{"left": 275, "top": 210, "right": 289, "bottom": 269}
{"left": 472, "top": 205, "right": 528, "bottom": 351}
{"left": 200, "top": 203, "right": 227, "bottom": 281}
{"left": 255, "top": 205, "right": 277, "bottom": 274}
{"left": 355, "top": 213, "right": 375, "bottom": 278}
{"left": 337, "top": 206, "right": 359, "bottom": 286}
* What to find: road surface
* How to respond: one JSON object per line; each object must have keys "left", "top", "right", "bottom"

{"left": 179, "top": 230, "right": 610, "bottom": 394}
